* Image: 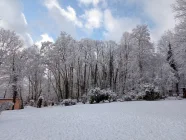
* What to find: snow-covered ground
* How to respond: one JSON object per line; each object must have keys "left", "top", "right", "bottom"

{"left": 0, "top": 100, "right": 186, "bottom": 140}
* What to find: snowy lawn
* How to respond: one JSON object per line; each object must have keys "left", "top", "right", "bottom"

{"left": 0, "top": 100, "right": 186, "bottom": 140}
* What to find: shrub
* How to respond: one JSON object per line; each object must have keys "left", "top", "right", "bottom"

{"left": 37, "top": 96, "right": 44, "bottom": 108}
{"left": 88, "top": 88, "right": 101, "bottom": 104}
{"left": 117, "top": 98, "right": 124, "bottom": 102}
{"left": 122, "top": 91, "right": 139, "bottom": 101}
{"left": 135, "top": 93, "right": 145, "bottom": 100}
{"left": 123, "top": 84, "right": 161, "bottom": 101}
{"left": 62, "top": 99, "right": 71, "bottom": 106}
{"left": 81, "top": 94, "right": 87, "bottom": 104}
{"left": 122, "top": 95, "right": 132, "bottom": 101}
{"left": 51, "top": 102, "right": 54, "bottom": 106}
{"left": 47, "top": 100, "right": 53, "bottom": 106}
{"left": 88, "top": 88, "right": 117, "bottom": 104}
{"left": 29, "top": 100, "right": 35, "bottom": 107}
{"left": 71, "top": 99, "right": 77, "bottom": 105}
{"left": 43, "top": 100, "right": 48, "bottom": 107}
{"left": 106, "top": 90, "right": 117, "bottom": 102}
{"left": 142, "top": 84, "right": 162, "bottom": 101}
{"left": 61, "top": 99, "right": 77, "bottom": 106}
{"left": 89, "top": 95, "right": 95, "bottom": 104}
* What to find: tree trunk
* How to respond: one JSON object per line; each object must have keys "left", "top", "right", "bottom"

{"left": 113, "top": 68, "right": 118, "bottom": 92}
{"left": 83, "top": 63, "right": 87, "bottom": 95}
{"left": 12, "top": 54, "right": 18, "bottom": 110}
{"left": 109, "top": 53, "right": 113, "bottom": 89}
{"left": 19, "top": 86, "right": 24, "bottom": 109}
{"left": 94, "top": 63, "right": 98, "bottom": 87}
{"left": 176, "top": 82, "right": 179, "bottom": 96}
{"left": 65, "top": 79, "right": 69, "bottom": 99}
{"left": 70, "top": 66, "right": 74, "bottom": 98}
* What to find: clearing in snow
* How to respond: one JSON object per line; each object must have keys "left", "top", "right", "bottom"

{"left": 0, "top": 100, "right": 186, "bottom": 140}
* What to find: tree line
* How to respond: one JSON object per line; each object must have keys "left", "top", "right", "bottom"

{"left": 0, "top": 0, "right": 186, "bottom": 105}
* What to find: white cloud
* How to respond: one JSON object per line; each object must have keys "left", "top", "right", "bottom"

{"left": 100, "top": 0, "right": 176, "bottom": 42}
{"left": 83, "top": 8, "right": 103, "bottom": 29}
{"left": 0, "top": 0, "right": 33, "bottom": 46}
{"left": 45, "top": 0, "right": 137, "bottom": 41}
{"left": 35, "top": 34, "right": 54, "bottom": 48}
{"left": 78, "top": 0, "right": 105, "bottom": 7}
{"left": 45, "top": 0, "right": 82, "bottom": 28}
{"left": 103, "top": 9, "right": 141, "bottom": 42}
{"left": 44, "top": 0, "right": 84, "bottom": 38}
{"left": 21, "top": 13, "right": 28, "bottom": 25}
{"left": 145, "top": 0, "right": 176, "bottom": 42}
{"left": 125, "top": 0, "right": 176, "bottom": 42}
{"left": 26, "top": 33, "right": 34, "bottom": 46}
{"left": 44, "top": 0, "right": 176, "bottom": 43}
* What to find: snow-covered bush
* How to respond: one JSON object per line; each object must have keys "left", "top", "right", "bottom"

{"left": 38, "top": 96, "right": 44, "bottom": 100}
{"left": 121, "top": 84, "right": 161, "bottom": 101}
{"left": 71, "top": 99, "right": 77, "bottom": 105}
{"left": 37, "top": 96, "right": 44, "bottom": 108}
{"left": 29, "top": 100, "right": 35, "bottom": 107}
{"left": 142, "top": 84, "right": 162, "bottom": 101}
{"left": 121, "top": 91, "right": 139, "bottom": 101}
{"left": 122, "top": 95, "right": 132, "bottom": 101}
{"left": 43, "top": 100, "right": 48, "bottom": 107}
{"left": 177, "top": 96, "right": 182, "bottom": 100}
{"left": 166, "top": 96, "right": 183, "bottom": 100}
{"left": 106, "top": 90, "right": 117, "bottom": 102}
{"left": 51, "top": 102, "right": 54, "bottom": 106}
{"left": 128, "top": 91, "right": 137, "bottom": 100}
{"left": 61, "top": 99, "right": 77, "bottom": 106}
{"left": 135, "top": 93, "right": 145, "bottom": 100}
{"left": 61, "top": 99, "right": 71, "bottom": 106}
{"left": 0, "top": 102, "right": 13, "bottom": 114}
{"left": 81, "top": 94, "right": 87, "bottom": 104}
{"left": 48, "top": 100, "right": 55, "bottom": 106}
{"left": 88, "top": 88, "right": 101, "bottom": 104}
{"left": 88, "top": 88, "right": 117, "bottom": 104}
{"left": 117, "top": 98, "right": 124, "bottom": 102}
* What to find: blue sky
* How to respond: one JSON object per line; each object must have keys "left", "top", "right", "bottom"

{"left": 0, "top": 0, "right": 176, "bottom": 46}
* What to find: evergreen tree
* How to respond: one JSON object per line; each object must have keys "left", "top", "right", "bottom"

{"left": 167, "top": 43, "right": 179, "bottom": 96}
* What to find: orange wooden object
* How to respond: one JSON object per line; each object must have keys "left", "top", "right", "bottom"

{"left": 0, "top": 98, "right": 21, "bottom": 110}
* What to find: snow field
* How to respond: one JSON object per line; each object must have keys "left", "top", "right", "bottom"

{"left": 0, "top": 100, "right": 186, "bottom": 140}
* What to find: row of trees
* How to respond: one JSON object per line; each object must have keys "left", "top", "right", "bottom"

{"left": 0, "top": 0, "right": 185, "bottom": 104}
{"left": 157, "top": 0, "right": 186, "bottom": 96}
